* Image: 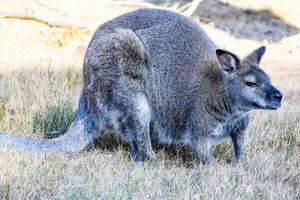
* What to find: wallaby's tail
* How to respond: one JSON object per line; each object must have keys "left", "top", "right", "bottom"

{"left": 0, "top": 93, "right": 98, "bottom": 154}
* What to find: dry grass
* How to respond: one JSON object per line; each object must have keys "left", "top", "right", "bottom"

{"left": 0, "top": 0, "right": 299, "bottom": 199}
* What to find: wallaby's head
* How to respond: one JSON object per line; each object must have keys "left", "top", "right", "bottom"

{"left": 216, "top": 46, "right": 282, "bottom": 110}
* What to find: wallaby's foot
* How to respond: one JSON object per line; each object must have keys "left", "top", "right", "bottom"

{"left": 130, "top": 142, "right": 156, "bottom": 163}
{"left": 234, "top": 153, "right": 245, "bottom": 163}
{"left": 192, "top": 140, "right": 212, "bottom": 165}
{"left": 202, "top": 155, "right": 212, "bottom": 165}
{"left": 194, "top": 152, "right": 212, "bottom": 165}
{"left": 132, "top": 152, "right": 156, "bottom": 167}
{"left": 129, "top": 131, "right": 156, "bottom": 163}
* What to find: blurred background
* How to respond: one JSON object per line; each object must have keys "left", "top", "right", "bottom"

{"left": 1, "top": 0, "right": 300, "bottom": 72}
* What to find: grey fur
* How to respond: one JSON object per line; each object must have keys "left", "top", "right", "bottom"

{"left": 0, "top": 9, "right": 282, "bottom": 164}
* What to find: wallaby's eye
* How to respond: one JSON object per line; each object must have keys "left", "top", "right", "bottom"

{"left": 245, "top": 82, "right": 258, "bottom": 87}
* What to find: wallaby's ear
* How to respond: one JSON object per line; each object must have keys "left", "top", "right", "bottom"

{"left": 216, "top": 49, "right": 240, "bottom": 73}
{"left": 242, "top": 46, "right": 266, "bottom": 66}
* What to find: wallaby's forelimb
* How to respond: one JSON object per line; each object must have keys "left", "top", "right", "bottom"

{"left": 0, "top": 93, "right": 98, "bottom": 154}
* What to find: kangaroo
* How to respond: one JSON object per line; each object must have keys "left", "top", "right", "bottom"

{"left": 0, "top": 8, "right": 282, "bottom": 164}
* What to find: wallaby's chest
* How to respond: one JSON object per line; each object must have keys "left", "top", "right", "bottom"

{"left": 209, "top": 122, "right": 231, "bottom": 142}
{"left": 209, "top": 113, "right": 247, "bottom": 143}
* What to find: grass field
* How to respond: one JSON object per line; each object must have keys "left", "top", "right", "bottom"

{"left": 0, "top": 0, "right": 299, "bottom": 199}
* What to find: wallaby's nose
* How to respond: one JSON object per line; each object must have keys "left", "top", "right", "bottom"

{"left": 273, "top": 90, "right": 283, "bottom": 101}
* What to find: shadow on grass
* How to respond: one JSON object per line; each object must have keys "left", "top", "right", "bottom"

{"left": 90, "top": 136, "right": 200, "bottom": 167}
{"left": 148, "top": 0, "right": 299, "bottom": 42}
{"left": 32, "top": 102, "right": 74, "bottom": 139}
{"left": 91, "top": 136, "right": 234, "bottom": 166}
{"left": 33, "top": 104, "right": 234, "bottom": 165}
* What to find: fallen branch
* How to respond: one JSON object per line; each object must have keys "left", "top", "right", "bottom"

{"left": 34, "top": 0, "right": 63, "bottom": 13}
{"left": 176, "top": 2, "right": 192, "bottom": 13}
{"left": 183, "top": 0, "right": 203, "bottom": 17}
{"left": 0, "top": 10, "right": 86, "bottom": 28}
{"left": 111, "top": 0, "right": 157, "bottom": 9}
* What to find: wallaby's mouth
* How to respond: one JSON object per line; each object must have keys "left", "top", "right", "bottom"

{"left": 251, "top": 99, "right": 281, "bottom": 110}
{"left": 265, "top": 101, "right": 281, "bottom": 110}
{"left": 267, "top": 87, "right": 283, "bottom": 110}
{"left": 265, "top": 90, "right": 283, "bottom": 110}
{"left": 265, "top": 99, "right": 282, "bottom": 110}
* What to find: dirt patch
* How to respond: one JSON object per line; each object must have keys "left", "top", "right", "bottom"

{"left": 193, "top": 0, "right": 299, "bottom": 42}
{"left": 144, "top": 0, "right": 299, "bottom": 42}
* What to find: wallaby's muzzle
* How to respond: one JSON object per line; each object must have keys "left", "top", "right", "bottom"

{"left": 263, "top": 83, "right": 283, "bottom": 110}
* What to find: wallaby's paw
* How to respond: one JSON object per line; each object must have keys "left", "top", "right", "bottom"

{"left": 131, "top": 153, "right": 155, "bottom": 167}
{"left": 202, "top": 159, "right": 212, "bottom": 166}
{"left": 201, "top": 156, "right": 212, "bottom": 166}
{"left": 233, "top": 156, "right": 244, "bottom": 165}
{"left": 131, "top": 149, "right": 156, "bottom": 163}
{"left": 133, "top": 161, "right": 144, "bottom": 167}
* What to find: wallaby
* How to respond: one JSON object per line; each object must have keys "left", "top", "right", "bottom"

{"left": 0, "top": 8, "right": 282, "bottom": 164}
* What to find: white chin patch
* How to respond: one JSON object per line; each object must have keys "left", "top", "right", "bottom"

{"left": 247, "top": 93, "right": 266, "bottom": 108}
{"left": 253, "top": 96, "right": 266, "bottom": 107}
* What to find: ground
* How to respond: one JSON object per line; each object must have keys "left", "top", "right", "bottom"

{"left": 0, "top": 0, "right": 299, "bottom": 199}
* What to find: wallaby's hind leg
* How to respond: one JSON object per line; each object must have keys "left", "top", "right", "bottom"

{"left": 192, "top": 139, "right": 212, "bottom": 165}
{"left": 125, "top": 119, "right": 155, "bottom": 162}
{"left": 116, "top": 94, "right": 155, "bottom": 162}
